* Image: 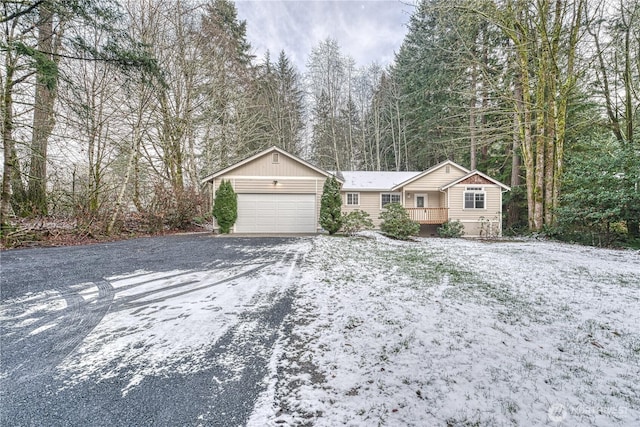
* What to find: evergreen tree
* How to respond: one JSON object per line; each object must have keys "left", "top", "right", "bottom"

{"left": 212, "top": 180, "right": 237, "bottom": 234}
{"left": 320, "top": 176, "right": 343, "bottom": 234}
{"left": 251, "top": 50, "right": 305, "bottom": 155}
{"left": 392, "top": 0, "right": 471, "bottom": 168}
{"left": 555, "top": 136, "right": 640, "bottom": 246}
{"left": 198, "top": 0, "right": 255, "bottom": 168}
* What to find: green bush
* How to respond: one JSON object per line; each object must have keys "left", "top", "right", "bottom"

{"left": 379, "top": 202, "right": 419, "bottom": 240}
{"left": 437, "top": 220, "right": 465, "bottom": 238}
{"left": 341, "top": 210, "right": 374, "bottom": 236}
{"left": 553, "top": 136, "right": 640, "bottom": 247}
{"left": 320, "top": 176, "right": 343, "bottom": 234}
{"left": 212, "top": 180, "right": 237, "bottom": 234}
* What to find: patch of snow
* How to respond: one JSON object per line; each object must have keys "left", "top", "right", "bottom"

{"left": 29, "top": 323, "right": 57, "bottom": 336}
{"left": 56, "top": 239, "right": 312, "bottom": 397}
{"left": 0, "top": 291, "right": 67, "bottom": 322}
{"left": 250, "top": 236, "right": 640, "bottom": 426}
{"left": 340, "top": 171, "right": 420, "bottom": 190}
{"left": 78, "top": 284, "right": 99, "bottom": 302}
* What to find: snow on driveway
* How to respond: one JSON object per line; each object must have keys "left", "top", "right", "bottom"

{"left": 250, "top": 234, "right": 640, "bottom": 426}
{"left": 1, "top": 239, "right": 312, "bottom": 400}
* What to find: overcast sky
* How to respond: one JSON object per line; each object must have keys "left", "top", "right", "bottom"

{"left": 235, "top": 0, "right": 415, "bottom": 71}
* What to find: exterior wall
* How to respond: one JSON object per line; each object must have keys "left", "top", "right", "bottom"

{"left": 342, "top": 191, "right": 386, "bottom": 227}
{"left": 228, "top": 152, "right": 324, "bottom": 177}
{"left": 211, "top": 175, "right": 326, "bottom": 231}
{"left": 403, "top": 164, "right": 468, "bottom": 192}
{"left": 342, "top": 190, "right": 451, "bottom": 228}
{"left": 447, "top": 185, "right": 504, "bottom": 237}
{"left": 403, "top": 191, "right": 443, "bottom": 208}
{"left": 210, "top": 159, "right": 328, "bottom": 232}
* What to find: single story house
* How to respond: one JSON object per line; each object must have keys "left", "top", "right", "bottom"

{"left": 201, "top": 146, "right": 510, "bottom": 236}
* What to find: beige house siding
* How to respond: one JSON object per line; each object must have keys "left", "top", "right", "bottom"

{"left": 342, "top": 189, "right": 455, "bottom": 228}
{"left": 403, "top": 191, "right": 443, "bottom": 208}
{"left": 229, "top": 152, "right": 325, "bottom": 177}
{"left": 342, "top": 191, "right": 387, "bottom": 227}
{"left": 403, "top": 164, "right": 468, "bottom": 192}
{"left": 211, "top": 177, "right": 327, "bottom": 232}
{"left": 447, "top": 185, "right": 503, "bottom": 237}
{"left": 209, "top": 157, "right": 328, "bottom": 232}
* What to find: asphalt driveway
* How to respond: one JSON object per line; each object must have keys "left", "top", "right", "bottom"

{"left": 0, "top": 234, "right": 309, "bottom": 426}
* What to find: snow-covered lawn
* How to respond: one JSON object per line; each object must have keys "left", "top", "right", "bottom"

{"left": 251, "top": 234, "right": 640, "bottom": 426}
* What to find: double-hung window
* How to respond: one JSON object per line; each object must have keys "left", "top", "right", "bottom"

{"left": 464, "top": 186, "right": 485, "bottom": 209}
{"left": 346, "top": 193, "right": 359, "bottom": 206}
{"left": 381, "top": 193, "right": 401, "bottom": 208}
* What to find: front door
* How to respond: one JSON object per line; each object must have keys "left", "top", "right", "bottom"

{"left": 415, "top": 194, "right": 427, "bottom": 208}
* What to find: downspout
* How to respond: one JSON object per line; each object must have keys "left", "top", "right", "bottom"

{"left": 214, "top": 178, "right": 216, "bottom": 234}
{"left": 232, "top": 178, "right": 236, "bottom": 233}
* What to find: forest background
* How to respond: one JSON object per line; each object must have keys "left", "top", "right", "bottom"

{"left": 1, "top": 0, "right": 638, "bottom": 248}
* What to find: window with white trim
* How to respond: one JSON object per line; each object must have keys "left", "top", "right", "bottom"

{"left": 272, "top": 152, "right": 279, "bottom": 163}
{"left": 464, "top": 186, "right": 485, "bottom": 209}
{"left": 381, "top": 193, "right": 401, "bottom": 208}
{"left": 346, "top": 193, "right": 360, "bottom": 206}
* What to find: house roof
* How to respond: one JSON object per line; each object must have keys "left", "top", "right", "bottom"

{"left": 390, "top": 160, "right": 470, "bottom": 191}
{"left": 200, "top": 146, "right": 338, "bottom": 184}
{"left": 201, "top": 148, "right": 510, "bottom": 192}
{"left": 440, "top": 170, "right": 511, "bottom": 191}
{"left": 339, "top": 171, "right": 422, "bottom": 191}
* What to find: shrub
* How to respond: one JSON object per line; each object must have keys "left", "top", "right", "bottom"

{"left": 212, "top": 180, "right": 237, "bottom": 234}
{"left": 379, "top": 202, "right": 419, "bottom": 240}
{"left": 437, "top": 220, "right": 465, "bottom": 238}
{"left": 320, "top": 176, "right": 343, "bottom": 234}
{"left": 341, "top": 210, "right": 374, "bottom": 236}
{"left": 166, "top": 187, "right": 203, "bottom": 230}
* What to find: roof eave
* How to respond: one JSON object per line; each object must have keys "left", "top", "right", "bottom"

{"left": 390, "top": 160, "right": 470, "bottom": 191}
{"left": 200, "top": 146, "right": 341, "bottom": 184}
{"left": 341, "top": 187, "right": 396, "bottom": 192}
{"left": 440, "top": 170, "right": 511, "bottom": 191}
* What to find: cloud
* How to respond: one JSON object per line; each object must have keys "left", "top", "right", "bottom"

{"left": 235, "top": 0, "right": 414, "bottom": 71}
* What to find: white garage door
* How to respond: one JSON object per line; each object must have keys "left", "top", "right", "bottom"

{"left": 236, "top": 194, "right": 316, "bottom": 233}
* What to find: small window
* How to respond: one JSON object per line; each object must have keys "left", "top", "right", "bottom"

{"left": 346, "top": 193, "right": 359, "bottom": 206}
{"left": 445, "top": 165, "right": 451, "bottom": 173}
{"left": 464, "top": 187, "right": 485, "bottom": 209}
{"left": 272, "top": 152, "right": 279, "bottom": 163}
{"left": 381, "top": 193, "right": 401, "bottom": 208}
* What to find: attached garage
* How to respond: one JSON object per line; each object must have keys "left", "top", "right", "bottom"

{"left": 236, "top": 193, "right": 316, "bottom": 233}
{"left": 201, "top": 147, "right": 339, "bottom": 234}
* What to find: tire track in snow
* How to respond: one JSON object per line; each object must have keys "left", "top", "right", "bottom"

{"left": 1, "top": 280, "right": 115, "bottom": 384}
{"left": 193, "top": 247, "right": 305, "bottom": 426}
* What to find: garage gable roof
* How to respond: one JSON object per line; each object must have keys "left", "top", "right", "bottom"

{"left": 201, "top": 146, "right": 339, "bottom": 184}
{"left": 440, "top": 170, "right": 511, "bottom": 191}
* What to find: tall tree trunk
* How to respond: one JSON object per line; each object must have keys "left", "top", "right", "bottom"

{"left": 469, "top": 62, "right": 477, "bottom": 170}
{"left": 533, "top": 68, "right": 546, "bottom": 231}
{"left": 27, "top": 3, "right": 58, "bottom": 215}
{"left": 514, "top": 55, "right": 535, "bottom": 231}
{"left": 1, "top": 63, "right": 16, "bottom": 230}
{"left": 508, "top": 110, "right": 522, "bottom": 228}
{"left": 621, "top": 4, "right": 639, "bottom": 237}
{"left": 107, "top": 135, "right": 139, "bottom": 235}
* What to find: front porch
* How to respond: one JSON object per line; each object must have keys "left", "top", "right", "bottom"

{"left": 406, "top": 207, "right": 448, "bottom": 224}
